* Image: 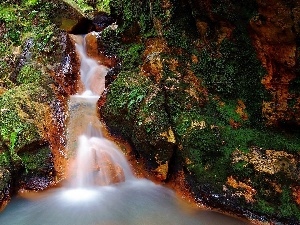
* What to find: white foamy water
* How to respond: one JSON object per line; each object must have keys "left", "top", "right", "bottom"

{"left": 75, "top": 35, "right": 108, "bottom": 96}
{"left": 0, "top": 34, "right": 251, "bottom": 225}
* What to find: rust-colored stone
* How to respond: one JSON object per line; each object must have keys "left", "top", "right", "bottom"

{"left": 292, "top": 186, "right": 300, "bottom": 206}
{"left": 226, "top": 176, "right": 256, "bottom": 203}
{"left": 153, "top": 162, "right": 169, "bottom": 181}
{"left": 236, "top": 100, "right": 248, "bottom": 121}
{"left": 250, "top": 0, "right": 300, "bottom": 126}
{"left": 84, "top": 32, "right": 117, "bottom": 68}
{"left": 141, "top": 38, "right": 169, "bottom": 82}
{"left": 93, "top": 151, "right": 125, "bottom": 185}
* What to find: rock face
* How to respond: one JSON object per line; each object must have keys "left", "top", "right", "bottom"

{"left": 99, "top": 0, "right": 300, "bottom": 223}
{"left": 250, "top": 0, "right": 300, "bottom": 128}
{"left": 0, "top": 0, "right": 83, "bottom": 208}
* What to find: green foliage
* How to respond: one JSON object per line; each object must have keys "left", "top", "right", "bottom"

{"left": 100, "top": 27, "right": 121, "bottom": 55}
{"left": 110, "top": 0, "right": 154, "bottom": 36}
{"left": 22, "top": 0, "right": 40, "bottom": 7}
{"left": 95, "top": 0, "right": 110, "bottom": 13}
{"left": 103, "top": 71, "right": 151, "bottom": 129}
{"left": 0, "top": 1, "right": 64, "bottom": 90}
{"left": 0, "top": 6, "right": 18, "bottom": 22}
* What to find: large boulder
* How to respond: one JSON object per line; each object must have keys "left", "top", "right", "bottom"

{"left": 99, "top": 0, "right": 300, "bottom": 223}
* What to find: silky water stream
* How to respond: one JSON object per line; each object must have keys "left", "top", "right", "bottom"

{"left": 0, "top": 35, "right": 251, "bottom": 225}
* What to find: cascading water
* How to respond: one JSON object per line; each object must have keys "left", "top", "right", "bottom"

{"left": 66, "top": 36, "right": 134, "bottom": 188}
{"left": 0, "top": 34, "right": 251, "bottom": 225}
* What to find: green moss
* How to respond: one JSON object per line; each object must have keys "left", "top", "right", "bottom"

{"left": 255, "top": 199, "right": 276, "bottom": 215}
{"left": 180, "top": 120, "right": 229, "bottom": 190}
{"left": 19, "top": 146, "right": 52, "bottom": 175}
{"left": 96, "top": 0, "right": 110, "bottom": 13}
{"left": 110, "top": 0, "right": 154, "bottom": 36}
{"left": 118, "top": 43, "right": 145, "bottom": 71}
{"left": 0, "top": 151, "right": 11, "bottom": 169}
{"left": 193, "top": 33, "right": 267, "bottom": 126}
{"left": 62, "top": 0, "right": 94, "bottom": 18}
{"left": 278, "top": 187, "right": 300, "bottom": 219}
{"left": 212, "top": 0, "right": 258, "bottom": 23}
{"left": 102, "top": 70, "right": 175, "bottom": 165}
{"left": 104, "top": 71, "right": 151, "bottom": 119}
{"left": 0, "top": 84, "right": 52, "bottom": 152}
{"left": 22, "top": 0, "right": 40, "bottom": 7}
{"left": 0, "top": 5, "right": 18, "bottom": 22}
{"left": 17, "top": 64, "right": 44, "bottom": 85}
{"left": 162, "top": 2, "right": 197, "bottom": 50}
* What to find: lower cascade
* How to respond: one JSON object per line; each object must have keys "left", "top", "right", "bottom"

{"left": 0, "top": 35, "right": 250, "bottom": 225}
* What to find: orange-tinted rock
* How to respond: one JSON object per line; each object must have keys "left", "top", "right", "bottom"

{"left": 153, "top": 162, "right": 169, "bottom": 181}
{"left": 52, "top": 33, "right": 80, "bottom": 95}
{"left": 93, "top": 151, "right": 125, "bottom": 185}
{"left": 232, "top": 148, "right": 298, "bottom": 178}
{"left": 141, "top": 38, "right": 169, "bottom": 82}
{"left": 85, "top": 32, "right": 118, "bottom": 68}
{"left": 236, "top": 100, "right": 248, "bottom": 121}
{"left": 292, "top": 186, "right": 300, "bottom": 206}
{"left": 250, "top": 0, "right": 300, "bottom": 126}
{"left": 226, "top": 176, "right": 256, "bottom": 203}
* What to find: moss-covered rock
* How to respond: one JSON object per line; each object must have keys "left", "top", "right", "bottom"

{"left": 99, "top": 0, "right": 300, "bottom": 223}
{"left": 0, "top": 0, "right": 75, "bottom": 207}
{"left": 101, "top": 70, "right": 175, "bottom": 180}
{"left": 0, "top": 146, "right": 11, "bottom": 210}
{"left": 18, "top": 146, "right": 54, "bottom": 190}
{"left": 0, "top": 84, "right": 53, "bottom": 152}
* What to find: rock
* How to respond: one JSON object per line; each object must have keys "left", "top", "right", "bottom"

{"left": 92, "top": 12, "right": 115, "bottom": 32}
{"left": 53, "top": 33, "right": 81, "bottom": 95}
{"left": 84, "top": 32, "right": 118, "bottom": 68}
{"left": 100, "top": 0, "right": 300, "bottom": 223}
{"left": 0, "top": 84, "right": 52, "bottom": 152}
{"left": 0, "top": 149, "right": 11, "bottom": 210}
{"left": 93, "top": 151, "right": 125, "bottom": 185}
{"left": 249, "top": 0, "right": 300, "bottom": 127}
{"left": 232, "top": 148, "right": 299, "bottom": 180}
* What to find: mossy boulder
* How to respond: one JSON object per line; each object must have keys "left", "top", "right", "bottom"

{"left": 99, "top": 0, "right": 300, "bottom": 223}
{"left": 0, "top": 0, "right": 75, "bottom": 207}
{"left": 18, "top": 146, "right": 54, "bottom": 190}
{"left": 0, "top": 83, "right": 56, "bottom": 205}
{"left": 101, "top": 71, "right": 175, "bottom": 180}
{"left": 0, "top": 84, "right": 53, "bottom": 152}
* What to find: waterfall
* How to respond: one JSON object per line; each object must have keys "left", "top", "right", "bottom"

{"left": 67, "top": 35, "right": 134, "bottom": 188}
{"left": 0, "top": 33, "right": 250, "bottom": 225}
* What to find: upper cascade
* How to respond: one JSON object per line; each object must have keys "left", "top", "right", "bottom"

{"left": 75, "top": 35, "right": 108, "bottom": 97}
